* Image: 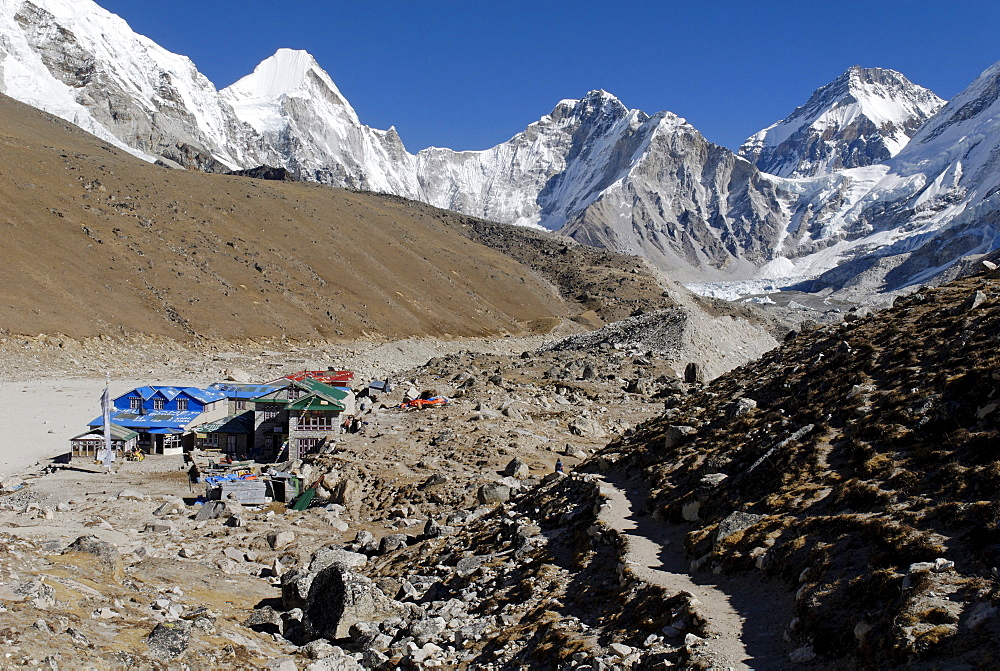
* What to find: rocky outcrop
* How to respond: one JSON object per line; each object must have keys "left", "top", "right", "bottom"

{"left": 281, "top": 564, "right": 408, "bottom": 641}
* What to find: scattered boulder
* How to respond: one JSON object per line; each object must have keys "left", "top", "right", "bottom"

{"left": 282, "top": 564, "right": 408, "bottom": 641}
{"left": 194, "top": 500, "right": 226, "bottom": 521}
{"left": 502, "top": 458, "right": 530, "bottom": 479}
{"left": 267, "top": 531, "right": 295, "bottom": 550}
{"left": 379, "top": 533, "right": 409, "bottom": 554}
{"left": 309, "top": 548, "right": 368, "bottom": 572}
{"left": 684, "top": 362, "right": 705, "bottom": 384}
{"left": 64, "top": 535, "right": 123, "bottom": 577}
{"left": 568, "top": 417, "right": 605, "bottom": 438}
{"left": 714, "top": 511, "right": 764, "bottom": 547}
{"left": 153, "top": 496, "right": 186, "bottom": 516}
{"left": 663, "top": 425, "right": 697, "bottom": 449}
{"left": 147, "top": 620, "right": 192, "bottom": 660}
{"left": 477, "top": 482, "right": 511, "bottom": 505}
{"left": 725, "top": 397, "right": 757, "bottom": 418}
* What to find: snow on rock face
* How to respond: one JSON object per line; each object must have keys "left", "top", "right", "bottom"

{"left": 0, "top": 0, "right": 256, "bottom": 170}
{"left": 222, "top": 48, "right": 420, "bottom": 196}
{"left": 560, "top": 116, "right": 791, "bottom": 282}
{"left": 4, "top": 0, "right": 1000, "bottom": 299}
{"left": 739, "top": 66, "right": 944, "bottom": 179}
{"left": 415, "top": 90, "right": 656, "bottom": 230}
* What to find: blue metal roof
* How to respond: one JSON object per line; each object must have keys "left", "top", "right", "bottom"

{"left": 208, "top": 382, "right": 283, "bottom": 400}
{"left": 194, "top": 412, "right": 254, "bottom": 434}
{"left": 121, "top": 386, "right": 226, "bottom": 404}
{"left": 89, "top": 409, "right": 204, "bottom": 430}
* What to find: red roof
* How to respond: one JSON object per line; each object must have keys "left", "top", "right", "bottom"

{"left": 272, "top": 370, "right": 355, "bottom": 386}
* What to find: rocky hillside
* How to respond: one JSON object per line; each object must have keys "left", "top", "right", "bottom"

{"left": 0, "top": 308, "right": 731, "bottom": 669}
{"left": 591, "top": 267, "right": 1000, "bottom": 667}
{"left": 0, "top": 93, "right": 678, "bottom": 343}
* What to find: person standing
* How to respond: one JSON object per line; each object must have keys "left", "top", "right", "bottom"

{"left": 188, "top": 462, "right": 200, "bottom": 493}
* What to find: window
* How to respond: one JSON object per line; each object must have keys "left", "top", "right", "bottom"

{"left": 298, "top": 437, "right": 321, "bottom": 454}
{"left": 297, "top": 411, "right": 334, "bottom": 430}
{"left": 152, "top": 398, "right": 164, "bottom": 411}
{"left": 130, "top": 396, "right": 141, "bottom": 410}
{"left": 261, "top": 408, "right": 281, "bottom": 421}
{"left": 286, "top": 388, "right": 301, "bottom": 400}
{"left": 202, "top": 434, "right": 219, "bottom": 447}
{"left": 235, "top": 400, "right": 246, "bottom": 411}
{"left": 177, "top": 399, "right": 188, "bottom": 411}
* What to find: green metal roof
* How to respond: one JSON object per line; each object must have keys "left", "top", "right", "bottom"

{"left": 294, "top": 377, "right": 349, "bottom": 400}
{"left": 251, "top": 378, "right": 349, "bottom": 411}
{"left": 287, "top": 396, "right": 346, "bottom": 412}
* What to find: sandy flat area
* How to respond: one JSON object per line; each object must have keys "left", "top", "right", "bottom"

{"left": 0, "top": 376, "right": 207, "bottom": 479}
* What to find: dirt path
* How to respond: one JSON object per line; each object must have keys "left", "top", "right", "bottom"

{"left": 599, "top": 474, "right": 797, "bottom": 669}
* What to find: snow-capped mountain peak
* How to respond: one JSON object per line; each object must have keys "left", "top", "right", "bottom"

{"left": 222, "top": 48, "right": 359, "bottom": 132}
{"left": 740, "top": 66, "right": 944, "bottom": 178}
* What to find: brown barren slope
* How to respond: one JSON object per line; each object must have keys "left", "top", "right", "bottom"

{"left": 0, "top": 94, "right": 668, "bottom": 341}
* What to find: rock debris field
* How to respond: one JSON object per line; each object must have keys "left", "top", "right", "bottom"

{"left": 0, "top": 313, "right": 760, "bottom": 668}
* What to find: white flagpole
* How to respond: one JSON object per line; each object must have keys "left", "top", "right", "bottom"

{"left": 101, "top": 377, "right": 114, "bottom": 469}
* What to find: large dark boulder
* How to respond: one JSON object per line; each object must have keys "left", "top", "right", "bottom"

{"left": 281, "top": 564, "right": 407, "bottom": 640}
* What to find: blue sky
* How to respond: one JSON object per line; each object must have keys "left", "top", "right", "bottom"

{"left": 100, "top": 0, "right": 1000, "bottom": 152}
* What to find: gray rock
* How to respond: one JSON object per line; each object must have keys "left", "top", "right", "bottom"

{"left": 608, "top": 642, "right": 633, "bottom": 657}
{"left": 725, "top": 397, "right": 757, "bottom": 418}
{"left": 309, "top": 548, "right": 368, "bottom": 572}
{"left": 153, "top": 496, "right": 186, "bottom": 516}
{"left": 300, "top": 638, "right": 338, "bottom": 660}
{"left": 422, "top": 518, "right": 455, "bottom": 539}
{"left": 304, "top": 648, "right": 365, "bottom": 670}
{"left": 967, "top": 602, "right": 997, "bottom": 630}
{"left": 329, "top": 478, "right": 362, "bottom": 510}
{"left": 352, "top": 530, "right": 379, "bottom": 554}
{"left": 66, "top": 627, "right": 91, "bottom": 647}
{"left": 714, "top": 511, "right": 764, "bottom": 547}
{"left": 242, "top": 606, "right": 283, "bottom": 635}
{"left": 147, "top": 620, "right": 192, "bottom": 660}
{"left": 568, "top": 417, "right": 605, "bottom": 438}
{"left": 789, "top": 645, "right": 816, "bottom": 663}
{"left": 455, "top": 555, "right": 486, "bottom": 576}
{"left": 664, "top": 425, "right": 697, "bottom": 449}
{"left": 194, "top": 500, "right": 225, "bottom": 521}
{"left": 408, "top": 616, "right": 447, "bottom": 645}
{"left": 421, "top": 473, "right": 449, "bottom": 488}
{"left": 64, "top": 535, "right": 122, "bottom": 575}
{"left": 681, "top": 501, "right": 701, "bottom": 522}
{"left": 684, "top": 362, "right": 705, "bottom": 384}
{"left": 267, "top": 531, "right": 295, "bottom": 550}
{"left": 700, "top": 473, "right": 729, "bottom": 487}
{"left": 502, "top": 458, "right": 530, "bottom": 479}
{"left": 502, "top": 405, "right": 525, "bottom": 420}
{"left": 477, "top": 482, "right": 511, "bottom": 505}
{"left": 379, "top": 533, "right": 409, "bottom": 554}
{"left": 283, "top": 565, "right": 408, "bottom": 640}
{"left": 224, "top": 368, "right": 252, "bottom": 383}
{"left": 223, "top": 547, "right": 245, "bottom": 562}
{"left": 960, "top": 290, "right": 987, "bottom": 312}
